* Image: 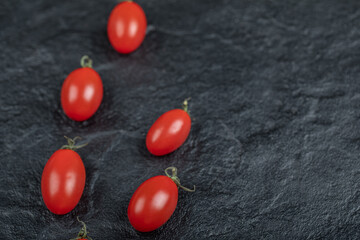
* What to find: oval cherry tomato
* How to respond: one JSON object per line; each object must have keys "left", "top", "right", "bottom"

{"left": 128, "top": 167, "right": 195, "bottom": 232}
{"left": 107, "top": 1, "right": 147, "bottom": 54}
{"left": 128, "top": 175, "right": 178, "bottom": 232}
{"left": 41, "top": 137, "right": 86, "bottom": 215}
{"left": 146, "top": 100, "right": 191, "bottom": 156}
{"left": 61, "top": 56, "right": 103, "bottom": 121}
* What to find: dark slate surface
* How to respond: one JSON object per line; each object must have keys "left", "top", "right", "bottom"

{"left": 1, "top": 0, "right": 360, "bottom": 239}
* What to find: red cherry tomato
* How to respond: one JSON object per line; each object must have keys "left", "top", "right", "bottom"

{"left": 128, "top": 167, "right": 195, "bottom": 232}
{"left": 61, "top": 56, "right": 103, "bottom": 121}
{"left": 146, "top": 100, "right": 191, "bottom": 156}
{"left": 41, "top": 137, "right": 86, "bottom": 215}
{"left": 107, "top": 1, "right": 147, "bottom": 54}
{"left": 128, "top": 175, "right": 178, "bottom": 232}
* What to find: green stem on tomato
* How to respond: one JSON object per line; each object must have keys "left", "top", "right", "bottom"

{"left": 61, "top": 136, "right": 88, "bottom": 151}
{"left": 70, "top": 217, "right": 92, "bottom": 240}
{"left": 165, "top": 167, "right": 195, "bottom": 192}
{"left": 182, "top": 98, "right": 191, "bottom": 114}
{"left": 80, "top": 55, "right": 93, "bottom": 68}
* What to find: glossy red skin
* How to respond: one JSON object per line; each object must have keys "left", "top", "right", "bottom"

{"left": 61, "top": 67, "right": 103, "bottom": 121}
{"left": 128, "top": 176, "right": 178, "bottom": 232}
{"left": 41, "top": 149, "right": 86, "bottom": 215}
{"left": 146, "top": 109, "right": 191, "bottom": 156}
{"left": 107, "top": 1, "right": 147, "bottom": 54}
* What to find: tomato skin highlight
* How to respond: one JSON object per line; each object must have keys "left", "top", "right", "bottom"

{"left": 107, "top": 1, "right": 147, "bottom": 54}
{"left": 61, "top": 67, "right": 103, "bottom": 121}
{"left": 41, "top": 149, "right": 86, "bottom": 215}
{"left": 146, "top": 109, "right": 191, "bottom": 156}
{"left": 128, "top": 175, "right": 178, "bottom": 232}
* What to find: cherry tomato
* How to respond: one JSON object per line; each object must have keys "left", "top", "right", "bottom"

{"left": 128, "top": 175, "right": 178, "bottom": 232}
{"left": 41, "top": 137, "right": 86, "bottom": 215}
{"left": 128, "top": 167, "right": 195, "bottom": 232}
{"left": 107, "top": 1, "right": 147, "bottom": 54}
{"left": 146, "top": 100, "right": 191, "bottom": 156}
{"left": 61, "top": 56, "right": 103, "bottom": 121}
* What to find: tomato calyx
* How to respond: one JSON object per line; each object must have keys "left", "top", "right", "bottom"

{"left": 80, "top": 55, "right": 93, "bottom": 68}
{"left": 61, "top": 136, "right": 88, "bottom": 151}
{"left": 70, "top": 217, "right": 92, "bottom": 240}
{"left": 182, "top": 98, "right": 191, "bottom": 114}
{"left": 165, "top": 167, "right": 195, "bottom": 192}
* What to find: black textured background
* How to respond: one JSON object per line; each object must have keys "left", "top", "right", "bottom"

{"left": 1, "top": 0, "right": 360, "bottom": 239}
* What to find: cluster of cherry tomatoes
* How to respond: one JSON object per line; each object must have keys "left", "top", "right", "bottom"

{"left": 40, "top": 1, "right": 195, "bottom": 237}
